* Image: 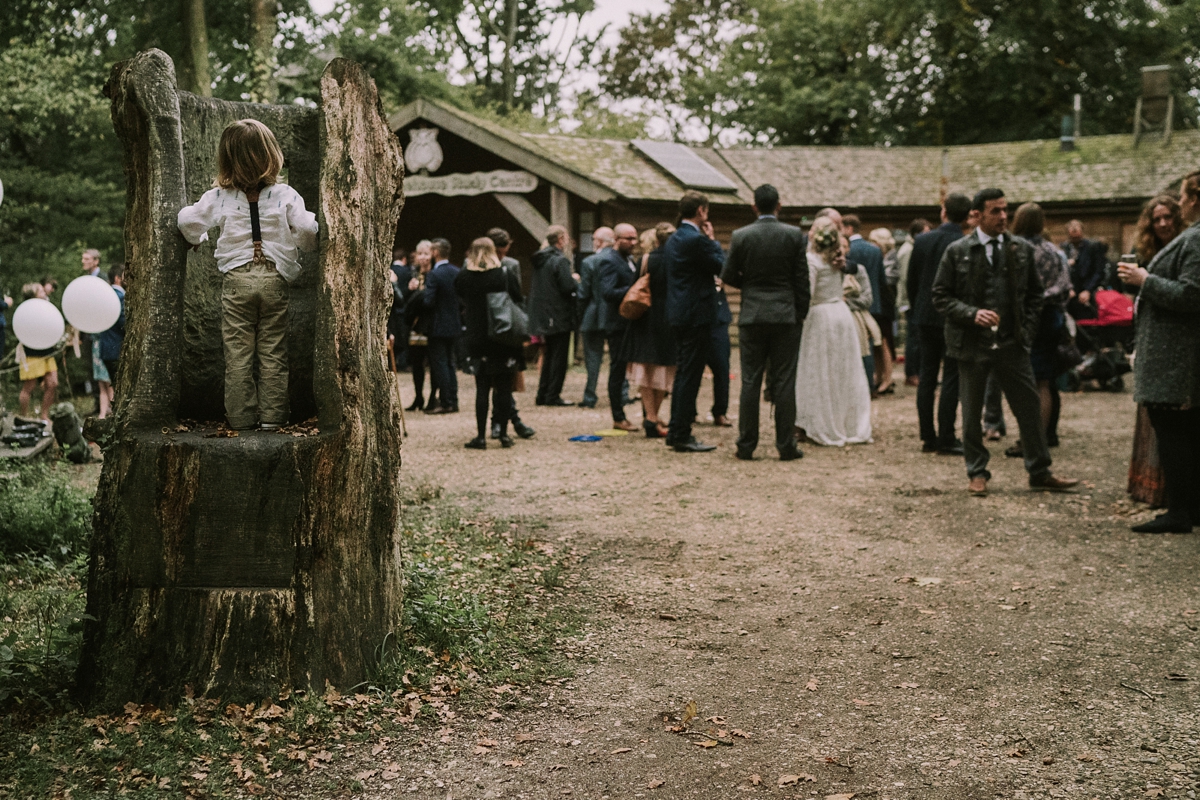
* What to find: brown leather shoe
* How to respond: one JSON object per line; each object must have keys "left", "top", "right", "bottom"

{"left": 612, "top": 419, "right": 637, "bottom": 432}
{"left": 968, "top": 476, "right": 988, "bottom": 496}
{"left": 713, "top": 415, "right": 733, "bottom": 427}
{"left": 1029, "top": 474, "right": 1079, "bottom": 492}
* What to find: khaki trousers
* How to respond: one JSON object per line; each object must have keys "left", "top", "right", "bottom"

{"left": 222, "top": 260, "right": 289, "bottom": 429}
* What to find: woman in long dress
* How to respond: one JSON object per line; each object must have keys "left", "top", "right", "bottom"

{"left": 1127, "top": 194, "right": 1182, "bottom": 507}
{"left": 795, "top": 218, "right": 873, "bottom": 446}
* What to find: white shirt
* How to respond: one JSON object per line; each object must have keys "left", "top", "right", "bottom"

{"left": 976, "top": 229, "right": 1004, "bottom": 264}
{"left": 177, "top": 184, "right": 318, "bottom": 282}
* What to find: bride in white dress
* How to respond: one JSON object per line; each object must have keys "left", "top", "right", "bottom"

{"left": 795, "top": 217, "right": 873, "bottom": 446}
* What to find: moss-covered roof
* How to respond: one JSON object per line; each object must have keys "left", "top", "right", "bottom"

{"left": 391, "top": 99, "right": 1198, "bottom": 208}
{"left": 942, "top": 132, "right": 1199, "bottom": 205}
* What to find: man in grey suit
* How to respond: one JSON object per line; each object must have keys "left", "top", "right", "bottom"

{"left": 720, "top": 184, "right": 810, "bottom": 461}
{"left": 576, "top": 227, "right": 614, "bottom": 408}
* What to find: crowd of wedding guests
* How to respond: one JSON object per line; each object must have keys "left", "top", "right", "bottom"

{"left": 387, "top": 176, "right": 1200, "bottom": 533}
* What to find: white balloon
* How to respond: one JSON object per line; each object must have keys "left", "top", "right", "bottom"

{"left": 62, "top": 275, "right": 121, "bottom": 333}
{"left": 12, "top": 299, "right": 65, "bottom": 350}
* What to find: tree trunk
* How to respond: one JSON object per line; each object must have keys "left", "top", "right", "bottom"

{"left": 179, "top": 0, "right": 212, "bottom": 97}
{"left": 248, "top": 0, "right": 278, "bottom": 103}
{"left": 79, "top": 50, "right": 405, "bottom": 709}
{"left": 502, "top": 0, "right": 518, "bottom": 109}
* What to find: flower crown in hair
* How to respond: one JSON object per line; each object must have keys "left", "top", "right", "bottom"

{"left": 811, "top": 226, "right": 840, "bottom": 253}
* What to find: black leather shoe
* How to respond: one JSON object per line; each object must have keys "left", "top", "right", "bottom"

{"left": 405, "top": 398, "right": 424, "bottom": 412}
{"left": 937, "top": 440, "right": 964, "bottom": 456}
{"left": 578, "top": 400, "right": 597, "bottom": 409}
{"left": 779, "top": 448, "right": 803, "bottom": 461}
{"left": 673, "top": 437, "right": 716, "bottom": 453}
{"left": 921, "top": 442, "right": 938, "bottom": 453}
{"left": 735, "top": 450, "right": 755, "bottom": 461}
{"left": 513, "top": 422, "right": 536, "bottom": 439}
{"left": 644, "top": 420, "right": 665, "bottom": 438}
{"left": 544, "top": 398, "right": 574, "bottom": 407}
{"left": 428, "top": 405, "right": 458, "bottom": 415}
{"left": 1005, "top": 441, "right": 1024, "bottom": 458}
{"left": 498, "top": 435, "right": 515, "bottom": 449}
{"left": 1131, "top": 513, "right": 1193, "bottom": 534}
{"left": 424, "top": 399, "right": 440, "bottom": 412}
{"left": 464, "top": 436, "right": 486, "bottom": 450}
{"left": 490, "top": 422, "right": 502, "bottom": 439}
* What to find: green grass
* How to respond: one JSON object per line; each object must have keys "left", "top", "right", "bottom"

{"left": 0, "top": 478, "right": 586, "bottom": 798}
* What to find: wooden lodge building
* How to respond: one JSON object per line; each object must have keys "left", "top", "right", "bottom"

{"left": 389, "top": 97, "right": 1199, "bottom": 298}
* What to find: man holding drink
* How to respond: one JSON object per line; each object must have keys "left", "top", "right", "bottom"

{"left": 932, "top": 188, "right": 1078, "bottom": 497}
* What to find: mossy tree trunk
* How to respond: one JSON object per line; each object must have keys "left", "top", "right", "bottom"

{"left": 77, "top": 50, "right": 405, "bottom": 709}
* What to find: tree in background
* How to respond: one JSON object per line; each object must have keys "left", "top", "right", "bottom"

{"left": 599, "top": 0, "right": 1200, "bottom": 146}
{"left": 0, "top": 42, "right": 124, "bottom": 293}
{"left": 425, "top": 0, "right": 600, "bottom": 115}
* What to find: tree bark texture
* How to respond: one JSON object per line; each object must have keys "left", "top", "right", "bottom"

{"left": 248, "top": 0, "right": 279, "bottom": 104}
{"left": 178, "top": 0, "right": 212, "bottom": 97}
{"left": 79, "top": 50, "right": 405, "bottom": 709}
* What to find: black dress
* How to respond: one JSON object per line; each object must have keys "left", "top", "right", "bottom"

{"left": 619, "top": 249, "right": 677, "bottom": 368}
{"left": 454, "top": 267, "right": 525, "bottom": 375}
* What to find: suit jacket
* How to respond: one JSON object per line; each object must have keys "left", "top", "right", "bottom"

{"left": 528, "top": 246, "right": 578, "bottom": 335}
{"left": 1132, "top": 220, "right": 1200, "bottom": 406}
{"left": 388, "top": 263, "right": 415, "bottom": 341}
{"left": 720, "top": 216, "right": 809, "bottom": 326}
{"left": 907, "top": 222, "right": 965, "bottom": 327}
{"left": 848, "top": 236, "right": 885, "bottom": 316}
{"left": 422, "top": 260, "right": 462, "bottom": 338}
{"left": 664, "top": 222, "right": 725, "bottom": 328}
{"left": 597, "top": 247, "right": 637, "bottom": 333}
{"left": 931, "top": 231, "right": 1043, "bottom": 361}
{"left": 576, "top": 251, "right": 606, "bottom": 333}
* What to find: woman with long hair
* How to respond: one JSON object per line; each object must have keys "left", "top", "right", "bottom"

{"left": 868, "top": 227, "right": 898, "bottom": 393}
{"left": 453, "top": 237, "right": 526, "bottom": 450}
{"left": 620, "top": 223, "right": 677, "bottom": 437}
{"left": 1117, "top": 175, "right": 1200, "bottom": 533}
{"left": 404, "top": 240, "right": 437, "bottom": 411}
{"left": 1127, "top": 194, "right": 1183, "bottom": 508}
{"left": 1005, "top": 203, "right": 1072, "bottom": 457}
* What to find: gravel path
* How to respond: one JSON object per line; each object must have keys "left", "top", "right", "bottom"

{"left": 366, "top": 362, "right": 1199, "bottom": 800}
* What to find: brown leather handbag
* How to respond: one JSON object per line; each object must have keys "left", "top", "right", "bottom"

{"left": 619, "top": 255, "right": 652, "bottom": 320}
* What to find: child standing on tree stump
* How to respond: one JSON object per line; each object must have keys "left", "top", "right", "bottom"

{"left": 178, "top": 119, "right": 318, "bottom": 431}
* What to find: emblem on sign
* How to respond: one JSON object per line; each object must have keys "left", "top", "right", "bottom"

{"left": 405, "top": 128, "right": 444, "bottom": 174}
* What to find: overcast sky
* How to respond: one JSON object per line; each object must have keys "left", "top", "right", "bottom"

{"left": 308, "top": 0, "right": 667, "bottom": 48}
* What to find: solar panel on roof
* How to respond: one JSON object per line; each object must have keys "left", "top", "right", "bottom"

{"left": 632, "top": 140, "right": 739, "bottom": 192}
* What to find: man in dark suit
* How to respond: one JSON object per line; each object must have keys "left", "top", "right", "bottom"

{"left": 720, "top": 184, "right": 808, "bottom": 461}
{"left": 596, "top": 223, "right": 640, "bottom": 430}
{"left": 1062, "top": 219, "right": 1103, "bottom": 319}
{"left": 576, "top": 227, "right": 614, "bottom": 408}
{"left": 664, "top": 192, "right": 726, "bottom": 452}
{"left": 422, "top": 237, "right": 461, "bottom": 413}
{"left": 529, "top": 225, "right": 579, "bottom": 406}
{"left": 932, "top": 188, "right": 1077, "bottom": 497}
{"left": 843, "top": 215, "right": 888, "bottom": 392}
{"left": 907, "top": 193, "right": 972, "bottom": 455}
{"left": 388, "top": 246, "right": 415, "bottom": 372}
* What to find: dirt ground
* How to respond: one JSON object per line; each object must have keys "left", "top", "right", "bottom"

{"left": 352, "top": 358, "right": 1198, "bottom": 800}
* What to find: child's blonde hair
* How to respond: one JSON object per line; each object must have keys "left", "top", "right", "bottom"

{"left": 216, "top": 119, "right": 284, "bottom": 193}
